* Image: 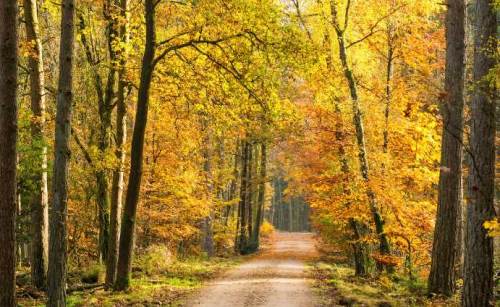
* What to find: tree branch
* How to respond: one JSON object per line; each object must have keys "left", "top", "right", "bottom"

{"left": 346, "top": 5, "right": 405, "bottom": 49}
{"left": 71, "top": 128, "right": 93, "bottom": 166}
{"left": 153, "top": 33, "right": 246, "bottom": 68}
{"left": 189, "top": 44, "right": 268, "bottom": 112}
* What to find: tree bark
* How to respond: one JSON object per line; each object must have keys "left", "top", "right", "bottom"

{"left": 23, "top": 0, "right": 49, "bottom": 290}
{"left": 48, "top": 0, "right": 76, "bottom": 305}
{"left": 236, "top": 141, "right": 250, "bottom": 253}
{"left": 383, "top": 27, "right": 394, "bottom": 154}
{"left": 0, "top": 0, "right": 19, "bottom": 304}
{"left": 246, "top": 144, "right": 254, "bottom": 240}
{"left": 201, "top": 116, "right": 215, "bottom": 257}
{"left": 251, "top": 143, "right": 267, "bottom": 248}
{"left": 462, "top": 0, "right": 496, "bottom": 305}
{"left": 335, "top": 100, "right": 369, "bottom": 276}
{"left": 114, "top": 0, "right": 156, "bottom": 291}
{"left": 224, "top": 142, "right": 240, "bottom": 225}
{"left": 321, "top": 20, "right": 369, "bottom": 274}
{"left": 428, "top": 0, "right": 466, "bottom": 297}
{"left": 78, "top": 2, "right": 121, "bottom": 263}
{"left": 106, "top": 0, "right": 129, "bottom": 288}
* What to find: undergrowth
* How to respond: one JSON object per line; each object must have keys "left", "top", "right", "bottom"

{"left": 309, "top": 262, "right": 460, "bottom": 306}
{"left": 18, "top": 256, "right": 241, "bottom": 307}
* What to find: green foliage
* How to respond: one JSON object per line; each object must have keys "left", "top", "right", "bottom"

{"left": 134, "top": 245, "right": 174, "bottom": 275}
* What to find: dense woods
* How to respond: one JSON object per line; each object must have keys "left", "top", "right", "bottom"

{"left": 0, "top": 0, "right": 497, "bottom": 306}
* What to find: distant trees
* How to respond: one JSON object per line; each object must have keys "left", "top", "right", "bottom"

{"left": 0, "top": 0, "right": 19, "bottom": 305}
{"left": 236, "top": 141, "right": 269, "bottom": 254}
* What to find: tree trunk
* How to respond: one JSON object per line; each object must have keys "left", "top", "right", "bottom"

{"left": 224, "top": 142, "right": 240, "bottom": 226}
{"left": 114, "top": 0, "right": 156, "bottom": 291}
{"left": 201, "top": 116, "right": 214, "bottom": 257}
{"left": 462, "top": 0, "right": 496, "bottom": 305}
{"left": 96, "top": 170, "right": 110, "bottom": 263}
{"left": 383, "top": 29, "right": 394, "bottom": 154}
{"left": 0, "top": 1, "right": 18, "bottom": 304}
{"left": 428, "top": 0, "right": 466, "bottom": 297}
{"left": 334, "top": 99, "right": 369, "bottom": 276}
{"left": 23, "top": 0, "right": 49, "bottom": 290}
{"left": 106, "top": 0, "right": 129, "bottom": 288}
{"left": 48, "top": 0, "right": 76, "bottom": 304}
{"left": 246, "top": 144, "right": 254, "bottom": 241}
{"left": 78, "top": 1, "right": 121, "bottom": 264}
{"left": 251, "top": 143, "right": 267, "bottom": 248}
{"left": 236, "top": 141, "right": 250, "bottom": 253}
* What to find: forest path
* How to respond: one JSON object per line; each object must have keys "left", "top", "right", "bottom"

{"left": 183, "top": 232, "right": 320, "bottom": 307}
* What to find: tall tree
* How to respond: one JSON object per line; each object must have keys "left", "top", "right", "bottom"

{"left": 0, "top": 0, "right": 19, "bottom": 305}
{"left": 47, "top": 0, "right": 76, "bottom": 304}
{"left": 107, "top": 0, "right": 130, "bottom": 288}
{"left": 329, "top": 0, "right": 392, "bottom": 264}
{"left": 462, "top": 0, "right": 497, "bottom": 305}
{"left": 382, "top": 23, "right": 395, "bottom": 154}
{"left": 428, "top": 0, "right": 465, "bottom": 296}
{"left": 114, "top": 0, "right": 157, "bottom": 291}
{"left": 322, "top": 14, "right": 370, "bottom": 274}
{"left": 77, "top": 0, "right": 120, "bottom": 262}
{"left": 24, "top": 0, "right": 49, "bottom": 289}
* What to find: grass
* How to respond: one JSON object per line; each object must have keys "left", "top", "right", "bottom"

{"left": 309, "top": 262, "right": 460, "bottom": 306}
{"left": 18, "top": 256, "right": 241, "bottom": 307}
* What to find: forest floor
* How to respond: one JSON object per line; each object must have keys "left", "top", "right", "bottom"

{"left": 17, "top": 255, "right": 242, "bottom": 306}
{"left": 17, "top": 232, "right": 467, "bottom": 306}
{"left": 310, "top": 250, "right": 462, "bottom": 306}
{"left": 183, "top": 232, "right": 320, "bottom": 307}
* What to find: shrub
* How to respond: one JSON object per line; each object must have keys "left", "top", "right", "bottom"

{"left": 81, "top": 264, "right": 104, "bottom": 284}
{"left": 260, "top": 220, "right": 275, "bottom": 238}
{"left": 136, "top": 245, "right": 174, "bottom": 275}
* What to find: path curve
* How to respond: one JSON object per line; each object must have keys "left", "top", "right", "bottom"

{"left": 184, "top": 232, "right": 319, "bottom": 307}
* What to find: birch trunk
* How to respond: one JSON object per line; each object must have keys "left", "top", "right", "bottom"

{"left": 23, "top": 0, "right": 49, "bottom": 290}
{"left": 106, "top": 0, "right": 129, "bottom": 288}
{"left": 330, "top": 0, "right": 391, "bottom": 264}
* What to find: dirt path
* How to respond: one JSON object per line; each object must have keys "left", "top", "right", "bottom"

{"left": 184, "top": 232, "right": 320, "bottom": 307}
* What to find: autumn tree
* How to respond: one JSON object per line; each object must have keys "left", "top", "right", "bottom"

{"left": 328, "top": 0, "right": 392, "bottom": 266}
{"left": 281, "top": 0, "right": 443, "bottom": 278}
{"left": 114, "top": 0, "right": 157, "bottom": 290}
